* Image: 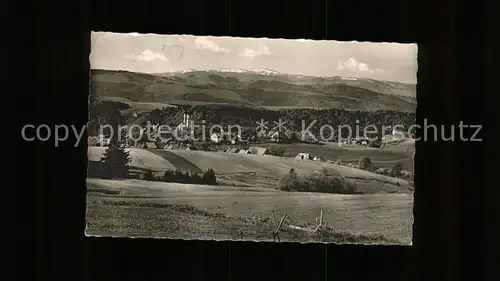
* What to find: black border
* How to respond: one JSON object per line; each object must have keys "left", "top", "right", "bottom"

{"left": 10, "top": 0, "right": 497, "bottom": 280}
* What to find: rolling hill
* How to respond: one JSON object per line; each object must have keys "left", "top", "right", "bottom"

{"left": 90, "top": 69, "right": 417, "bottom": 112}
{"left": 166, "top": 150, "right": 410, "bottom": 186}
{"left": 88, "top": 147, "right": 176, "bottom": 172}
{"left": 87, "top": 147, "right": 412, "bottom": 194}
{"left": 254, "top": 142, "right": 414, "bottom": 171}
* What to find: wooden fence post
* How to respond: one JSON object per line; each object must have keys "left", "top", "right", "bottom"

{"left": 273, "top": 213, "right": 287, "bottom": 242}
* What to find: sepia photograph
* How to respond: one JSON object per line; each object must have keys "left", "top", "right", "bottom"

{"left": 86, "top": 32, "right": 417, "bottom": 244}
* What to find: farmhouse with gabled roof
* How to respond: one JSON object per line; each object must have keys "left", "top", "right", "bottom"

{"left": 249, "top": 146, "right": 270, "bottom": 155}
{"left": 295, "top": 152, "right": 312, "bottom": 160}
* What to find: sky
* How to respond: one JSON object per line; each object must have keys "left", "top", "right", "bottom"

{"left": 90, "top": 32, "right": 418, "bottom": 84}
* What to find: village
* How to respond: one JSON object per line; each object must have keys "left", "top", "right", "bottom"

{"left": 88, "top": 113, "right": 414, "bottom": 179}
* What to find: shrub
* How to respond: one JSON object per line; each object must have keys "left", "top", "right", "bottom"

{"left": 190, "top": 172, "right": 203, "bottom": 184}
{"left": 279, "top": 168, "right": 303, "bottom": 191}
{"left": 181, "top": 171, "right": 192, "bottom": 183}
{"left": 369, "top": 138, "right": 382, "bottom": 148}
{"left": 162, "top": 170, "right": 173, "bottom": 182}
{"left": 142, "top": 169, "right": 156, "bottom": 181}
{"left": 403, "top": 172, "right": 414, "bottom": 181}
{"left": 202, "top": 168, "right": 217, "bottom": 185}
{"left": 358, "top": 156, "right": 374, "bottom": 171}
{"left": 173, "top": 170, "right": 184, "bottom": 182}
{"left": 306, "top": 170, "right": 330, "bottom": 192}
{"left": 159, "top": 169, "right": 217, "bottom": 185}
{"left": 278, "top": 168, "right": 358, "bottom": 194}
{"left": 330, "top": 177, "right": 348, "bottom": 193}
{"left": 389, "top": 163, "right": 403, "bottom": 177}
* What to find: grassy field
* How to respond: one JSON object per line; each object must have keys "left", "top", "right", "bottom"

{"left": 86, "top": 178, "right": 413, "bottom": 244}
{"left": 88, "top": 147, "right": 176, "bottom": 172}
{"left": 147, "top": 150, "right": 204, "bottom": 174}
{"left": 382, "top": 139, "right": 416, "bottom": 153}
{"left": 165, "top": 150, "right": 409, "bottom": 184}
{"left": 256, "top": 142, "right": 414, "bottom": 171}
{"left": 88, "top": 146, "right": 413, "bottom": 193}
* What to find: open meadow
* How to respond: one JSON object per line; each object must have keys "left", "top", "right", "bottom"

{"left": 255, "top": 141, "right": 414, "bottom": 171}
{"left": 86, "top": 178, "right": 413, "bottom": 244}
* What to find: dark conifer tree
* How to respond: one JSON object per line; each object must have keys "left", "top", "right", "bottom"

{"left": 100, "top": 136, "right": 131, "bottom": 178}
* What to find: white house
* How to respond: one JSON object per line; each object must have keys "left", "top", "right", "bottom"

{"left": 313, "top": 156, "right": 324, "bottom": 162}
{"left": 391, "top": 126, "right": 405, "bottom": 136}
{"left": 210, "top": 133, "right": 220, "bottom": 143}
{"left": 249, "top": 146, "right": 270, "bottom": 155}
{"left": 402, "top": 170, "right": 413, "bottom": 177}
{"left": 295, "top": 153, "right": 311, "bottom": 160}
{"left": 211, "top": 132, "right": 226, "bottom": 144}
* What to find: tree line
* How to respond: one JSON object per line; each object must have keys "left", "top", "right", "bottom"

{"left": 142, "top": 168, "right": 217, "bottom": 185}
{"left": 147, "top": 105, "right": 416, "bottom": 137}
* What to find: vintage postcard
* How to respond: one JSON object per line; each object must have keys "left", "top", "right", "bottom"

{"left": 86, "top": 32, "right": 417, "bottom": 244}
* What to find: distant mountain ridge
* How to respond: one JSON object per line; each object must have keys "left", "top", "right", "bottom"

{"left": 156, "top": 68, "right": 415, "bottom": 89}
{"left": 91, "top": 68, "right": 417, "bottom": 112}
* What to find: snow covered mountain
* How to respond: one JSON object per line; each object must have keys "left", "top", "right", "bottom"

{"left": 164, "top": 68, "right": 285, "bottom": 76}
